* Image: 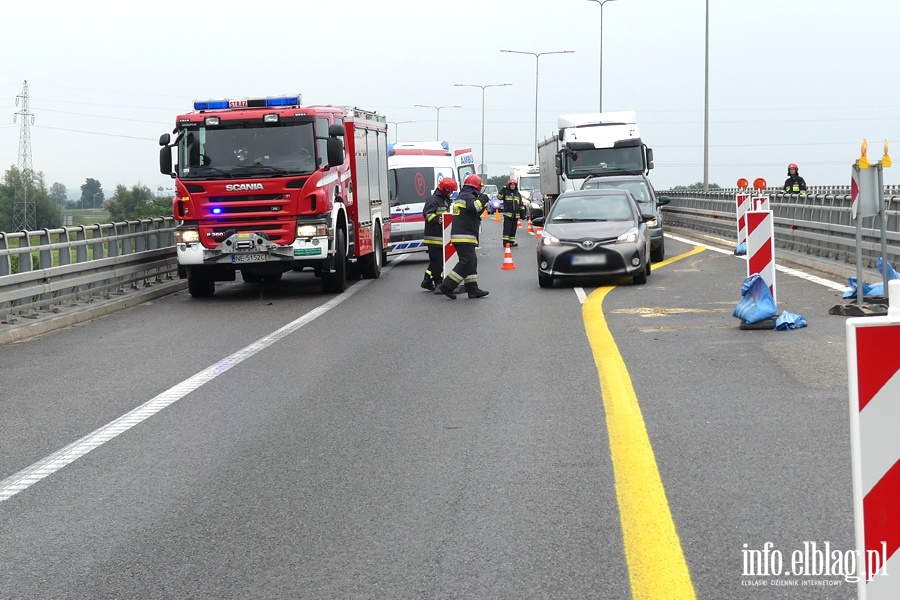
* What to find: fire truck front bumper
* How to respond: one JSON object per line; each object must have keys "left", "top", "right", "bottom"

{"left": 175, "top": 230, "right": 332, "bottom": 266}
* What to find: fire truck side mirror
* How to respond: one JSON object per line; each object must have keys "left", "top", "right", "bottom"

{"left": 554, "top": 154, "right": 562, "bottom": 177}
{"left": 645, "top": 146, "right": 654, "bottom": 171}
{"left": 159, "top": 133, "right": 171, "bottom": 147}
{"left": 160, "top": 146, "right": 173, "bottom": 176}
{"left": 326, "top": 138, "right": 345, "bottom": 168}
{"left": 328, "top": 124, "right": 345, "bottom": 137}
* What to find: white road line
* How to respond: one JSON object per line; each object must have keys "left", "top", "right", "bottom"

{"left": 0, "top": 255, "right": 407, "bottom": 503}
{"left": 575, "top": 287, "right": 587, "bottom": 304}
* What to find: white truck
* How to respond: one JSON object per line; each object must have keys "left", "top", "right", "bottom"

{"left": 537, "top": 111, "right": 653, "bottom": 211}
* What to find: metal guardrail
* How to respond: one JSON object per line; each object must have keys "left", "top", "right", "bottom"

{"left": 1, "top": 188, "right": 897, "bottom": 326}
{"left": 0, "top": 219, "right": 178, "bottom": 323}
{"left": 661, "top": 187, "right": 900, "bottom": 269}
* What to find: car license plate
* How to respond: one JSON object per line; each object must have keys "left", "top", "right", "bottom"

{"left": 231, "top": 253, "right": 266, "bottom": 263}
{"left": 571, "top": 254, "right": 607, "bottom": 265}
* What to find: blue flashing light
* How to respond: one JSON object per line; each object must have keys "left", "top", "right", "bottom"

{"left": 193, "top": 99, "right": 230, "bottom": 111}
{"left": 387, "top": 143, "right": 395, "bottom": 157}
{"left": 211, "top": 207, "right": 222, "bottom": 215}
{"left": 441, "top": 141, "right": 449, "bottom": 150}
{"left": 266, "top": 95, "right": 302, "bottom": 107}
{"left": 192, "top": 94, "right": 302, "bottom": 112}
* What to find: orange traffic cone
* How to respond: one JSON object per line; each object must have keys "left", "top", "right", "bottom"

{"left": 517, "top": 218, "right": 522, "bottom": 229}
{"left": 526, "top": 217, "right": 534, "bottom": 234}
{"left": 535, "top": 225, "right": 543, "bottom": 239}
{"left": 494, "top": 209, "right": 501, "bottom": 222}
{"left": 501, "top": 243, "right": 516, "bottom": 270}
{"left": 482, "top": 208, "right": 488, "bottom": 218}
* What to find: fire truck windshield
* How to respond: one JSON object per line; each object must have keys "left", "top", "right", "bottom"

{"left": 178, "top": 122, "right": 318, "bottom": 179}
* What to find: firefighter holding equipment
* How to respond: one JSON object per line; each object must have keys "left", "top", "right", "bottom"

{"left": 421, "top": 177, "right": 458, "bottom": 291}
{"left": 498, "top": 178, "right": 526, "bottom": 247}
{"left": 783, "top": 163, "right": 807, "bottom": 193}
{"left": 435, "top": 174, "right": 490, "bottom": 300}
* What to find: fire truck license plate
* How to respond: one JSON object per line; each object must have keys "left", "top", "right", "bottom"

{"left": 231, "top": 254, "right": 266, "bottom": 263}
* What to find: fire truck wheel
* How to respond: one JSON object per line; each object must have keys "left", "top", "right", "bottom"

{"left": 188, "top": 272, "right": 216, "bottom": 298}
{"left": 323, "top": 229, "right": 348, "bottom": 293}
{"left": 360, "top": 229, "right": 383, "bottom": 279}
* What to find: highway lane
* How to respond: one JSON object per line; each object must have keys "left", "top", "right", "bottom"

{"left": 0, "top": 219, "right": 860, "bottom": 598}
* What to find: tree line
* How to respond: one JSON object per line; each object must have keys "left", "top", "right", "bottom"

{"left": 0, "top": 166, "right": 172, "bottom": 233}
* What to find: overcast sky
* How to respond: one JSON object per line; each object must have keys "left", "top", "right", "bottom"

{"left": 2, "top": 0, "right": 899, "bottom": 196}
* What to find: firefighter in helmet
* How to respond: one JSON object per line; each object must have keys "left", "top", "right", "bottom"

{"left": 421, "top": 177, "right": 458, "bottom": 291}
{"left": 783, "top": 163, "right": 807, "bottom": 193}
{"left": 498, "top": 178, "right": 526, "bottom": 247}
{"left": 435, "top": 174, "right": 490, "bottom": 299}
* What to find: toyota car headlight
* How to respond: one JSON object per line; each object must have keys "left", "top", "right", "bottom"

{"left": 616, "top": 227, "right": 639, "bottom": 244}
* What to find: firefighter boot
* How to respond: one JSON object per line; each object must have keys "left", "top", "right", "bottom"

{"left": 421, "top": 273, "right": 435, "bottom": 291}
{"left": 465, "top": 283, "right": 489, "bottom": 299}
{"left": 434, "top": 281, "right": 457, "bottom": 300}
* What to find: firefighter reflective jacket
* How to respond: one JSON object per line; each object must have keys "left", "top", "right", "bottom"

{"left": 498, "top": 186, "right": 525, "bottom": 218}
{"left": 449, "top": 185, "right": 488, "bottom": 245}
{"left": 423, "top": 190, "right": 451, "bottom": 246}
{"left": 783, "top": 174, "right": 807, "bottom": 193}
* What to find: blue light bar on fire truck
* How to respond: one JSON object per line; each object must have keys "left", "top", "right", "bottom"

{"left": 192, "top": 94, "right": 303, "bottom": 111}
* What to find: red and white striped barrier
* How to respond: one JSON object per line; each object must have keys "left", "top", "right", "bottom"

{"left": 746, "top": 209, "right": 777, "bottom": 305}
{"left": 751, "top": 195, "right": 769, "bottom": 211}
{"left": 847, "top": 279, "right": 900, "bottom": 599}
{"left": 735, "top": 191, "right": 750, "bottom": 247}
{"left": 442, "top": 213, "right": 458, "bottom": 276}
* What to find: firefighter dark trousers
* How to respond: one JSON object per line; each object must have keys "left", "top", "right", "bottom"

{"left": 502, "top": 216, "right": 518, "bottom": 245}
{"left": 426, "top": 244, "right": 444, "bottom": 285}
{"left": 441, "top": 242, "right": 478, "bottom": 289}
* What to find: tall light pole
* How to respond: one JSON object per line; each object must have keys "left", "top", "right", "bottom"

{"left": 500, "top": 49, "right": 574, "bottom": 164}
{"left": 454, "top": 82, "right": 512, "bottom": 178}
{"left": 586, "top": 0, "right": 620, "bottom": 112}
{"left": 387, "top": 120, "right": 415, "bottom": 143}
{"left": 413, "top": 104, "right": 461, "bottom": 139}
{"left": 703, "top": 0, "right": 709, "bottom": 191}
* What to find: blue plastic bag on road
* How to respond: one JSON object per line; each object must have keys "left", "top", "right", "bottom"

{"left": 845, "top": 258, "right": 900, "bottom": 298}
{"left": 843, "top": 277, "right": 884, "bottom": 299}
{"left": 733, "top": 273, "right": 778, "bottom": 324}
{"left": 877, "top": 257, "right": 900, "bottom": 281}
{"left": 775, "top": 311, "right": 807, "bottom": 331}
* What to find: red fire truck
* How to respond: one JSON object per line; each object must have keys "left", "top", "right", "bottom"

{"left": 159, "top": 94, "right": 390, "bottom": 297}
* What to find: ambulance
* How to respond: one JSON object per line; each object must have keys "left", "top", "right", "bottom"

{"left": 387, "top": 141, "right": 476, "bottom": 254}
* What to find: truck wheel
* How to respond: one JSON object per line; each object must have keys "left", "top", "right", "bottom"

{"left": 360, "top": 229, "right": 383, "bottom": 279}
{"left": 323, "top": 229, "right": 348, "bottom": 293}
{"left": 188, "top": 272, "right": 216, "bottom": 297}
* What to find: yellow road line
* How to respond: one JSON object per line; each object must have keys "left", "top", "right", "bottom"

{"left": 582, "top": 245, "right": 705, "bottom": 599}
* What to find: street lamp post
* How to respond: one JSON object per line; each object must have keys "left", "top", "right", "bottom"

{"left": 586, "top": 0, "right": 620, "bottom": 112}
{"left": 413, "top": 104, "right": 462, "bottom": 139}
{"left": 453, "top": 82, "right": 512, "bottom": 179}
{"left": 500, "top": 49, "right": 574, "bottom": 164}
{"left": 387, "top": 120, "right": 416, "bottom": 143}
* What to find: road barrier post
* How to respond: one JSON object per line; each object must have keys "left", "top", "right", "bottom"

{"left": 846, "top": 278, "right": 900, "bottom": 599}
